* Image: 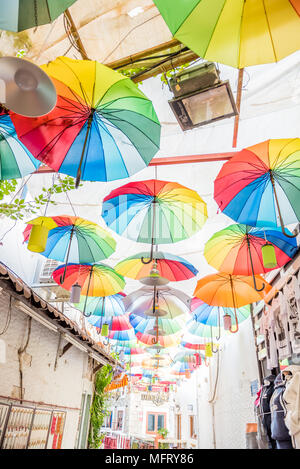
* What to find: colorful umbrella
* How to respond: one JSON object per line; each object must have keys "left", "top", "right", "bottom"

{"left": 135, "top": 331, "right": 182, "bottom": 348}
{"left": 190, "top": 297, "right": 250, "bottom": 332}
{"left": 102, "top": 179, "right": 207, "bottom": 263}
{"left": 0, "top": 110, "right": 39, "bottom": 179}
{"left": 123, "top": 286, "right": 190, "bottom": 319}
{"left": 214, "top": 139, "right": 300, "bottom": 237}
{"left": 153, "top": 1, "right": 300, "bottom": 68}
{"left": 11, "top": 56, "right": 161, "bottom": 187}
{"left": 108, "top": 328, "right": 136, "bottom": 342}
{"left": 0, "top": 0, "right": 77, "bottom": 32}
{"left": 23, "top": 216, "right": 116, "bottom": 276}
{"left": 75, "top": 292, "right": 125, "bottom": 320}
{"left": 52, "top": 263, "right": 125, "bottom": 306}
{"left": 171, "top": 361, "right": 194, "bottom": 375}
{"left": 129, "top": 313, "right": 186, "bottom": 336}
{"left": 193, "top": 273, "right": 271, "bottom": 333}
{"left": 89, "top": 313, "right": 132, "bottom": 332}
{"left": 173, "top": 350, "right": 203, "bottom": 365}
{"left": 115, "top": 251, "right": 198, "bottom": 282}
{"left": 204, "top": 223, "right": 298, "bottom": 291}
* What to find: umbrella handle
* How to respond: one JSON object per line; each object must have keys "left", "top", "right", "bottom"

{"left": 204, "top": 357, "right": 210, "bottom": 367}
{"left": 83, "top": 310, "right": 92, "bottom": 318}
{"left": 280, "top": 224, "right": 297, "bottom": 239}
{"left": 229, "top": 306, "right": 239, "bottom": 334}
{"left": 252, "top": 274, "right": 265, "bottom": 292}
{"left": 59, "top": 264, "right": 68, "bottom": 284}
{"left": 246, "top": 235, "right": 265, "bottom": 292}
{"left": 141, "top": 201, "right": 157, "bottom": 265}
{"left": 75, "top": 112, "right": 94, "bottom": 189}
{"left": 141, "top": 243, "right": 154, "bottom": 265}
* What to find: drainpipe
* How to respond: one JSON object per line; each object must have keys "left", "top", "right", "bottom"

{"left": 249, "top": 304, "right": 264, "bottom": 386}
{"left": 208, "top": 349, "right": 220, "bottom": 449}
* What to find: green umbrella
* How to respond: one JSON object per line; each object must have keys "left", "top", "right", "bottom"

{"left": 0, "top": 0, "right": 77, "bottom": 32}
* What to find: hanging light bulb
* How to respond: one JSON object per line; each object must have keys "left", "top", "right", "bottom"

{"left": 70, "top": 282, "right": 81, "bottom": 303}
{"left": 223, "top": 314, "right": 232, "bottom": 331}
{"left": 261, "top": 243, "right": 277, "bottom": 269}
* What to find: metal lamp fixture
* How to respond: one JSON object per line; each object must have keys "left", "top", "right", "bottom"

{"left": 140, "top": 263, "right": 169, "bottom": 287}
{"left": 168, "top": 62, "right": 238, "bottom": 131}
{"left": 0, "top": 56, "right": 57, "bottom": 117}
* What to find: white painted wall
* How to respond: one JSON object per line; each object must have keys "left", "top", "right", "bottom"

{"left": 0, "top": 292, "right": 94, "bottom": 449}
{"left": 175, "top": 317, "right": 260, "bottom": 449}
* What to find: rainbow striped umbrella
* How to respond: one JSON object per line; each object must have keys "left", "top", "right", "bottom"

{"left": 89, "top": 313, "right": 131, "bottom": 332}
{"left": 123, "top": 286, "right": 190, "bottom": 319}
{"left": 190, "top": 297, "right": 250, "bottom": 329}
{"left": 135, "top": 331, "right": 182, "bottom": 347}
{"left": 11, "top": 56, "right": 160, "bottom": 187}
{"left": 129, "top": 312, "right": 186, "bottom": 336}
{"left": 115, "top": 251, "right": 198, "bottom": 282}
{"left": 214, "top": 139, "right": 300, "bottom": 236}
{"left": 52, "top": 263, "right": 125, "bottom": 297}
{"left": 204, "top": 223, "right": 297, "bottom": 291}
{"left": 23, "top": 215, "right": 116, "bottom": 265}
{"left": 102, "top": 179, "right": 207, "bottom": 262}
{"left": 0, "top": 110, "right": 39, "bottom": 179}
{"left": 75, "top": 293, "right": 126, "bottom": 320}
{"left": 153, "top": 1, "right": 300, "bottom": 69}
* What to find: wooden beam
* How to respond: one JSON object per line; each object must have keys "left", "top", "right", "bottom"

{"left": 64, "top": 9, "right": 89, "bottom": 60}
{"left": 232, "top": 68, "right": 244, "bottom": 148}
{"left": 33, "top": 152, "right": 236, "bottom": 175}
{"left": 59, "top": 342, "right": 73, "bottom": 358}
{"left": 148, "top": 152, "right": 236, "bottom": 166}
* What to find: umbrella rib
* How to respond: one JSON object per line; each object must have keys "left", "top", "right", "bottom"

{"left": 262, "top": 0, "right": 278, "bottom": 63}
{"left": 99, "top": 109, "right": 161, "bottom": 151}
{"left": 57, "top": 57, "right": 91, "bottom": 107}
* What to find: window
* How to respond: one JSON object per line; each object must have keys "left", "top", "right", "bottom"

{"left": 146, "top": 412, "right": 166, "bottom": 434}
{"left": 189, "top": 415, "right": 195, "bottom": 438}
{"left": 117, "top": 410, "right": 124, "bottom": 430}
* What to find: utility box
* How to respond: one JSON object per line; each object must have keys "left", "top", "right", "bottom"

{"left": 168, "top": 62, "right": 220, "bottom": 98}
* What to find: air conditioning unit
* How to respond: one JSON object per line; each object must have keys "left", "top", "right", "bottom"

{"left": 39, "top": 259, "right": 60, "bottom": 283}
{"left": 168, "top": 62, "right": 238, "bottom": 131}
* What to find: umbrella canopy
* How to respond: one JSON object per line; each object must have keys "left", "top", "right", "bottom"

{"left": 173, "top": 350, "right": 203, "bottom": 364}
{"left": 10, "top": 56, "right": 161, "bottom": 186}
{"left": 171, "top": 361, "right": 194, "bottom": 375}
{"left": 0, "top": 110, "right": 39, "bottom": 179}
{"left": 74, "top": 293, "right": 126, "bottom": 319}
{"left": 214, "top": 139, "right": 300, "bottom": 236}
{"left": 0, "top": 0, "right": 77, "bottom": 32}
{"left": 52, "top": 262, "right": 125, "bottom": 296}
{"left": 123, "top": 285, "right": 190, "bottom": 319}
{"left": 135, "top": 331, "right": 182, "bottom": 348}
{"left": 108, "top": 328, "right": 136, "bottom": 342}
{"left": 90, "top": 314, "right": 132, "bottom": 332}
{"left": 114, "top": 251, "right": 198, "bottom": 282}
{"left": 186, "top": 320, "right": 221, "bottom": 339}
{"left": 23, "top": 215, "right": 116, "bottom": 264}
{"left": 129, "top": 312, "right": 186, "bottom": 336}
{"left": 204, "top": 224, "right": 297, "bottom": 275}
{"left": 153, "top": 0, "right": 300, "bottom": 68}
{"left": 102, "top": 179, "right": 207, "bottom": 261}
{"left": 190, "top": 297, "right": 250, "bottom": 329}
{"left": 193, "top": 273, "right": 271, "bottom": 332}
{"left": 194, "top": 273, "right": 271, "bottom": 307}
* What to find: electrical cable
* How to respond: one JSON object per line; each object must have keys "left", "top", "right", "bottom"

{"left": 0, "top": 295, "right": 12, "bottom": 335}
{"left": 102, "top": 14, "right": 161, "bottom": 64}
